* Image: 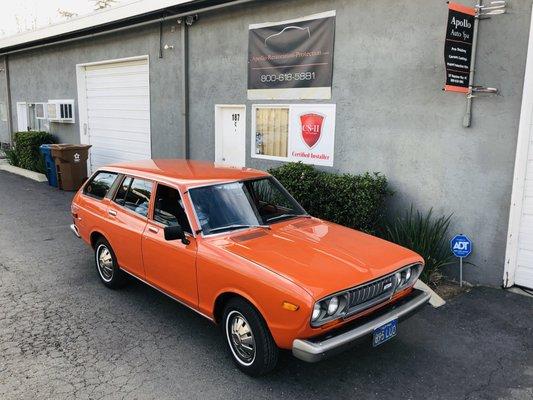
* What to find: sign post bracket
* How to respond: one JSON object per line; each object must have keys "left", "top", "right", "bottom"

{"left": 463, "top": 0, "right": 482, "bottom": 127}
{"left": 463, "top": 0, "right": 507, "bottom": 127}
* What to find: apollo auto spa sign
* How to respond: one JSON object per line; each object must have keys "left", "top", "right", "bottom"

{"left": 248, "top": 11, "right": 336, "bottom": 100}
{"left": 289, "top": 104, "right": 336, "bottom": 167}
{"left": 444, "top": 2, "right": 476, "bottom": 93}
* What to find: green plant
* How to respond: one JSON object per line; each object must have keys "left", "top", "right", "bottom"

{"left": 4, "top": 147, "right": 20, "bottom": 167}
{"left": 12, "top": 131, "right": 54, "bottom": 173}
{"left": 268, "top": 162, "right": 391, "bottom": 233}
{"left": 383, "top": 207, "right": 454, "bottom": 285}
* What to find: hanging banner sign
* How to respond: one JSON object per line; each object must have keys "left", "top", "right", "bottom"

{"left": 444, "top": 2, "right": 476, "bottom": 93}
{"left": 248, "top": 11, "right": 336, "bottom": 100}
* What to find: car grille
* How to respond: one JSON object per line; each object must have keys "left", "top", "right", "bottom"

{"left": 345, "top": 274, "right": 396, "bottom": 316}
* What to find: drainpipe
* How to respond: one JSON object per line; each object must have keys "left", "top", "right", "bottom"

{"left": 178, "top": 16, "right": 197, "bottom": 160}
{"left": 180, "top": 19, "right": 189, "bottom": 159}
{"left": 3, "top": 55, "right": 12, "bottom": 144}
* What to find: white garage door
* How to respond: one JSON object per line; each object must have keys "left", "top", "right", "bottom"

{"left": 514, "top": 164, "right": 533, "bottom": 289}
{"left": 83, "top": 58, "right": 151, "bottom": 172}
{"left": 506, "top": 12, "right": 533, "bottom": 290}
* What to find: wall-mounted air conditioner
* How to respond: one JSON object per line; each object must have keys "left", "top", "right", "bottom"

{"left": 35, "top": 103, "right": 47, "bottom": 120}
{"left": 48, "top": 99, "right": 75, "bottom": 123}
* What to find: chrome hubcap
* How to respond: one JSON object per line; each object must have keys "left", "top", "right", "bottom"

{"left": 96, "top": 245, "right": 113, "bottom": 282}
{"left": 227, "top": 311, "right": 256, "bottom": 365}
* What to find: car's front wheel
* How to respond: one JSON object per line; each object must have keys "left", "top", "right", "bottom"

{"left": 222, "top": 298, "right": 279, "bottom": 376}
{"left": 94, "top": 238, "right": 124, "bottom": 289}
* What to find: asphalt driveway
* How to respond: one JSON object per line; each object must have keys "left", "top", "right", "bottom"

{"left": 0, "top": 170, "right": 532, "bottom": 400}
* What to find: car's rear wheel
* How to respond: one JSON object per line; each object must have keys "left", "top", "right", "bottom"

{"left": 94, "top": 238, "right": 124, "bottom": 289}
{"left": 222, "top": 298, "right": 279, "bottom": 376}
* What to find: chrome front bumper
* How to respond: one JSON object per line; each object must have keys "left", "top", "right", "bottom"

{"left": 292, "top": 289, "right": 431, "bottom": 363}
{"left": 70, "top": 223, "right": 81, "bottom": 238}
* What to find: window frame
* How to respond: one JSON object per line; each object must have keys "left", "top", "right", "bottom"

{"left": 149, "top": 182, "right": 194, "bottom": 236}
{"left": 251, "top": 104, "right": 291, "bottom": 162}
{"left": 110, "top": 174, "right": 155, "bottom": 220}
{"left": 82, "top": 170, "right": 119, "bottom": 201}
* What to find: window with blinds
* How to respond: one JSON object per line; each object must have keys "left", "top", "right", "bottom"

{"left": 253, "top": 106, "right": 289, "bottom": 158}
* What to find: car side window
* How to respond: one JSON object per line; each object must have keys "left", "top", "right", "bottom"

{"left": 153, "top": 184, "right": 192, "bottom": 234}
{"left": 83, "top": 172, "right": 118, "bottom": 200}
{"left": 114, "top": 177, "right": 133, "bottom": 206}
{"left": 113, "top": 177, "right": 152, "bottom": 217}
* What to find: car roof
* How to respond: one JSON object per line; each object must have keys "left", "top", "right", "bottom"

{"left": 102, "top": 159, "right": 269, "bottom": 188}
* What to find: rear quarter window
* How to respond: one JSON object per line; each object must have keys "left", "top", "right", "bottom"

{"left": 83, "top": 172, "right": 118, "bottom": 199}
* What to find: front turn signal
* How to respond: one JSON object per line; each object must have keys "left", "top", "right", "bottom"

{"left": 282, "top": 301, "right": 299, "bottom": 311}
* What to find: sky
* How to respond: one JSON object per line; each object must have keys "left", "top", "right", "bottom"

{"left": 0, "top": 1, "right": 123, "bottom": 38}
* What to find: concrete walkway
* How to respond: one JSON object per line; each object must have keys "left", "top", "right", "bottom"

{"left": 0, "top": 170, "right": 532, "bottom": 400}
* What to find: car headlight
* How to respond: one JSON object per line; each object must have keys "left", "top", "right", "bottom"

{"left": 310, "top": 294, "right": 349, "bottom": 327}
{"left": 395, "top": 263, "right": 423, "bottom": 291}
{"left": 312, "top": 303, "right": 321, "bottom": 321}
{"left": 327, "top": 296, "right": 339, "bottom": 315}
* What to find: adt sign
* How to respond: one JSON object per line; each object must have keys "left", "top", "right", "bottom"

{"left": 451, "top": 234, "right": 472, "bottom": 258}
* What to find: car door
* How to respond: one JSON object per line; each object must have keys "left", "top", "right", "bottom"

{"left": 106, "top": 175, "right": 153, "bottom": 279}
{"left": 142, "top": 182, "right": 198, "bottom": 308}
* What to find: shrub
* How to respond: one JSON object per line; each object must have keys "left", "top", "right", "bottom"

{"left": 4, "top": 147, "right": 20, "bottom": 167}
{"left": 382, "top": 207, "right": 455, "bottom": 285}
{"left": 268, "top": 162, "right": 391, "bottom": 233}
{"left": 11, "top": 131, "right": 54, "bottom": 173}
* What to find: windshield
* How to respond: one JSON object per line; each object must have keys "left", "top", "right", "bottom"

{"left": 189, "top": 177, "right": 306, "bottom": 235}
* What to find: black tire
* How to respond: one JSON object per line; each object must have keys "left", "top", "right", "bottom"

{"left": 94, "top": 238, "right": 124, "bottom": 289}
{"left": 222, "top": 298, "right": 279, "bottom": 376}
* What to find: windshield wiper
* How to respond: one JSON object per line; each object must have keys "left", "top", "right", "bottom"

{"left": 266, "top": 213, "right": 310, "bottom": 222}
{"left": 208, "top": 224, "right": 271, "bottom": 234}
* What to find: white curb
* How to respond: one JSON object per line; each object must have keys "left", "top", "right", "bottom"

{"left": 0, "top": 163, "right": 48, "bottom": 183}
{"left": 414, "top": 280, "right": 446, "bottom": 308}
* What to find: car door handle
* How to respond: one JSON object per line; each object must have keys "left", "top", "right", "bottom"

{"left": 148, "top": 226, "right": 159, "bottom": 234}
{"left": 108, "top": 210, "right": 117, "bottom": 217}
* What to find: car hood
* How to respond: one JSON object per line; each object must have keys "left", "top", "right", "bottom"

{"left": 207, "top": 217, "right": 424, "bottom": 300}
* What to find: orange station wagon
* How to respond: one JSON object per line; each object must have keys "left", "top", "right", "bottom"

{"left": 70, "top": 159, "right": 430, "bottom": 376}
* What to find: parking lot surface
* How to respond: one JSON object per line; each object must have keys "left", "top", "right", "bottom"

{"left": 0, "top": 170, "right": 532, "bottom": 400}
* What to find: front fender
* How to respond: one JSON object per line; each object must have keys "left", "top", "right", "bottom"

{"left": 197, "top": 242, "right": 313, "bottom": 349}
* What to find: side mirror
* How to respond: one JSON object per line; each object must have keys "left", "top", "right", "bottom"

{"left": 164, "top": 225, "right": 190, "bottom": 245}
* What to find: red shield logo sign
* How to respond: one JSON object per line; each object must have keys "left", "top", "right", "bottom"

{"left": 300, "top": 113, "right": 324, "bottom": 148}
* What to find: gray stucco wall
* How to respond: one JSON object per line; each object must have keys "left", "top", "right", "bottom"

{"left": 187, "top": 0, "right": 532, "bottom": 286}
{"left": 7, "top": 21, "right": 184, "bottom": 158}
{"left": 3, "top": 0, "right": 532, "bottom": 285}
{"left": 0, "top": 56, "right": 9, "bottom": 143}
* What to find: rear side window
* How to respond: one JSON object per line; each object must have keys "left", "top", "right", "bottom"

{"left": 83, "top": 172, "right": 118, "bottom": 199}
{"left": 114, "top": 177, "right": 133, "bottom": 206}
{"left": 113, "top": 176, "right": 152, "bottom": 217}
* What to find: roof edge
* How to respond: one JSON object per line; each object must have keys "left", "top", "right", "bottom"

{"left": 0, "top": 0, "right": 195, "bottom": 53}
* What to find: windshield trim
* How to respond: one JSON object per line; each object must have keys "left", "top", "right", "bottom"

{"left": 186, "top": 176, "right": 308, "bottom": 238}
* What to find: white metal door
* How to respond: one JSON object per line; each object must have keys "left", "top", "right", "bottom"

{"left": 505, "top": 7, "right": 533, "bottom": 289}
{"left": 16, "top": 102, "right": 28, "bottom": 131}
{"left": 79, "top": 58, "right": 151, "bottom": 172}
{"left": 215, "top": 105, "right": 246, "bottom": 167}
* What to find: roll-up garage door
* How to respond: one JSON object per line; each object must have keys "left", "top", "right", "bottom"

{"left": 83, "top": 59, "right": 151, "bottom": 172}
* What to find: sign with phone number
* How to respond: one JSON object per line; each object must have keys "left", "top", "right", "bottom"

{"left": 248, "top": 11, "right": 336, "bottom": 100}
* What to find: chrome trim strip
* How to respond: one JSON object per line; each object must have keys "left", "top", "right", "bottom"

{"left": 293, "top": 289, "right": 431, "bottom": 363}
{"left": 119, "top": 268, "right": 214, "bottom": 323}
{"left": 70, "top": 224, "right": 81, "bottom": 238}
